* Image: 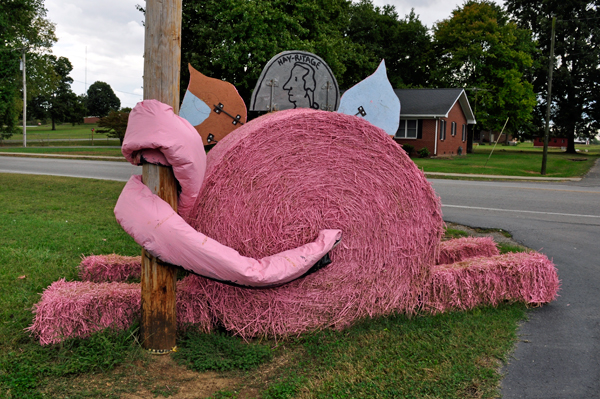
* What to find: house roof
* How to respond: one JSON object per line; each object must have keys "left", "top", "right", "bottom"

{"left": 394, "top": 88, "right": 476, "bottom": 124}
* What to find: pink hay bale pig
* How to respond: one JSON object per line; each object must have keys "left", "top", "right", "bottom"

{"left": 423, "top": 252, "right": 560, "bottom": 314}
{"left": 437, "top": 237, "right": 499, "bottom": 265}
{"left": 78, "top": 254, "right": 142, "bottom": 282}
{"left": 186, "top": 108, "right": 445, "bottom": 338}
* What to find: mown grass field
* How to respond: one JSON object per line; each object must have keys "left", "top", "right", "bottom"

{"left": 2, "top": 123, "right": 122, "bottom": 147}
{"left": 7, "top": 123, "right": 102, "bottom": 139}
{"left": 0, "top": 147, "right": 125, "bottom": 158}
{"left": 412, "top": 142, "right": 599, "bottom": 177}
{"left": 0, "top": 173, "right": 531, "bottom": 398}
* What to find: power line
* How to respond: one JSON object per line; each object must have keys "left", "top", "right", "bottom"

{"left": 72, "top": 79, "right": 141, "bottom": 96}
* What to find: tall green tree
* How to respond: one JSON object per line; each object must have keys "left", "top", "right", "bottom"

{"left": 505, "top": 0, "right": 600, "bottom": 153}
{"left": 28, "top": 56, "right": 86, "bottom": 130}
{"left": 0, "top": 0, "right": 55, "bottom": 138}
{"left": 433, "top": 0, "right": 537, "bottom": 141}
{"left": 346, "top": 1, "right": 432, "bottom": 88}
{"left": 180, "top": 0, "right": 372, "bottom": 107}
{"left": 86, "top": 81, "right": 121, "bottom": 117}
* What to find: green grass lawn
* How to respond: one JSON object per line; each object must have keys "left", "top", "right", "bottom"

{"left": 2, "top": 123, "right": 122, "bottom": 147}
{"left": 412, "top": 142, "right": 599, "bottom": 177}
{"left": 0, "top": 147, "right": 125, "bottom": 158}
{"left": 10, "top": 123, "right": 101, "bottom": 139}
{"left": 0, "top": 173, "right": 529, "bottom": 398}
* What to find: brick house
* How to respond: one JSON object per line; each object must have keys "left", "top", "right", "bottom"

{"left": 533, "top": 137, "right": 568, "bottom": 148}
{"left": 393, "top": 88, "right": 476, "bottom": 156}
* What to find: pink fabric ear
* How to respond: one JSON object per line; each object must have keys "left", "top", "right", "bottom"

{"left": 116, "top": 100, "right": 342, "bottom": 287}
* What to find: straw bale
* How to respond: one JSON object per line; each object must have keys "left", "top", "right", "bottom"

{"left": 422, "top": 252, "right": 560, "bottom": 314}
{"left": 79, "top": 254, "right": 141, "bottom": 282}
{"left": 186, "top": 109, "right": 445, "bottom": 338}
{"left": 437, "top": 237, "right": 499, "bottom": 265}
{"left": 27, "top": 279, "right": 141, "bottom": 345}
{"left": 28, "top": 278, "right": 212, "bottom": 345}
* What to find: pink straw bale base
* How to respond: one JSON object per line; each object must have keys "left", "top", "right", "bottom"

{"left": 79, "top": 254, "right": 141, "bottom": 283}
{"left": 423, "top": 252, "right": 560, "bottom": 315}
{"left": 437, "top": 237, "right": 499, "bottom": 265}
{"left": 186, "top": 109, "right": 445, "bottom": 338}
{"left": 28, "top": 278, "right": 212, "bottom": 345}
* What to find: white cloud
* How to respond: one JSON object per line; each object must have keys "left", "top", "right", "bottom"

{"left": 46, "top": 0, "right": 144, "bottom": 108}
{"left": 370, "top": 0, "right": 506, "bottom": 28}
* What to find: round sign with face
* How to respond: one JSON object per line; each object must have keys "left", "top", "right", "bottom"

{"left": 250, "top": 51, "right": 339, "bottom": 112}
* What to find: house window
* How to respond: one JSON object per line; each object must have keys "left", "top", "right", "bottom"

{"left": 440, "top": 120, "right": 447, "bottom": 141}
{"left": 451, "top": 121, "right": 456, "bottom": 136}
{"left": 462, "top": 124, "right": 467, "bottom": 141}
{"left": 396, "top": 119, "right": 418, "bottom": 139}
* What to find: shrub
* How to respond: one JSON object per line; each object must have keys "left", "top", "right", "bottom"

{"left": 402, "top": 144, "right": 415, "bottom": 156}
{"left": 417, "top": 147, "right": 430, "bottom": 158}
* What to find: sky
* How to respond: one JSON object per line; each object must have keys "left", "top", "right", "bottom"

{"left": 44, "top": 0, "right": 504, "bottom": 109}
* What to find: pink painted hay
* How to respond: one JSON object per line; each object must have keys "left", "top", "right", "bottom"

{"left": 27, "top": 279, "right": 141, "bottom": 345}
{"left": 28, "top": 278, "right": 213, "bottom": 345}
{"left": 186, "top": 109, "right": 444, "bottom": 338}
{"left": 422, "top": 252, "right": 560, "bottom": 314}
{"left": 437, "top": 237, "right": 499, "bottom": 265}
{"left": 78, "top": 254, "right": 141, "bottom": 282}
{"left": 176, "top": 275, "right": 213, "bottom": 331}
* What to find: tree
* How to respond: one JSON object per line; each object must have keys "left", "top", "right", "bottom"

{"left": 505, "top": 0, "right": 600, "bottom": 153}
{"left": 0, "top": 0, "right": 56, "bottom": 138}
{"left": 179, "top": 0, "right": 372, "bottom": 107}
{"left": 96, "top": 110, "right": 129, "bottom": 145}
{"left": 86, "top": 81, "right": 121, "bottom": 117}
{"left": 346, "top": 1, "right": 433, "bottom": 88}
{"left": 28, "top": 56, "right": 85, "bottom": 130}
{"left": 433, "top": 0, "right": 537, "bottom": 143}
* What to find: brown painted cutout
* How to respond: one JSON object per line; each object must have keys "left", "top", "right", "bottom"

{"left": 181, "top": 64, "right": 247, "bottom": 146}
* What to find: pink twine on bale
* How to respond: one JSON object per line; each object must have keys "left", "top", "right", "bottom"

{"left": 422, "top": 252, "right": 560, "bottom": 315}
{"left": 28, "top": 278, "right": 213, "bottom": 345}
{"left": 186, "top": 108, "right": 445, "bottom": 338}
{"left": 78, "top": 254, "right": 141, "bottom": 282}
{"left": 437, "top": 237, "right": 499, "bottom": 265}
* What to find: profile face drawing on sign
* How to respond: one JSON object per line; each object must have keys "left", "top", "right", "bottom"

{"left": 283, "top": 62, "right": 319, "bottom": 109}
{"left": 250, "top": 51, "right": 340, "bottom": 112}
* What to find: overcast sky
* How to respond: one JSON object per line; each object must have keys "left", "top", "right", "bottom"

{"left": 45, "top": 0, "right": 504, "bottom": 109}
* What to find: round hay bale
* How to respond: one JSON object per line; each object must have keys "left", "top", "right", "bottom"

{"left": 186, "top": 108, "right": 444, "bottom": 338}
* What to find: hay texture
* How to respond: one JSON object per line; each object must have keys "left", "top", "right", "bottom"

{"left": 423, "top": 252, "right": 560, "bottom": 314}
{"left": 79, "top": 254, "right": 141, "bottom": 282}
{"left": 28, "top": 279, "right": 212, "bottom": 345}
{"left": 28, "top": 279, "right": 141, "bottom": 345}
{"left": 186, "top": 108, "right": 444, "bottom": 338}
{"left": 437, "top": 237, "right": 499, "bottom": 265}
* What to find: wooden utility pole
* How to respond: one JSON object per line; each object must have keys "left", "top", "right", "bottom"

{"left": 22, "top": 48, "right": 27, "bottom": 147}
{"left": 140, "top": 0, "right": 182, "bottom": 353}
{"left": 541, "top": 17, "right": 556, "bottom": 176}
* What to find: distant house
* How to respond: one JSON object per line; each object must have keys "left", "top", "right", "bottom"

{"left": 84, "top": 117, "right": 100, "bottom": 124}
{"left": 393, "top": 88, "right": 476, "bottom": 156}
{"left": 533, "top": 137, "right": 568, "bottom": 148}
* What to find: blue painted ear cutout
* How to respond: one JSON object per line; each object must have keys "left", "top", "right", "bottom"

{"left": 179, "top": 90, "right": 211, "bottom": 127}
{"left": 337, "top": 60, "right": 400, "bottom": 136}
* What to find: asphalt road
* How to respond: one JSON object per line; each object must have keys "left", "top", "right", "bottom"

{"left": 0, "top": 156, "right": 141, "bottom": 181}
{"left": 1, "top": 156, "right": 599, "bottom": 398}
{"left": 430, "top": 175, "right": 600, "bottom": 399}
